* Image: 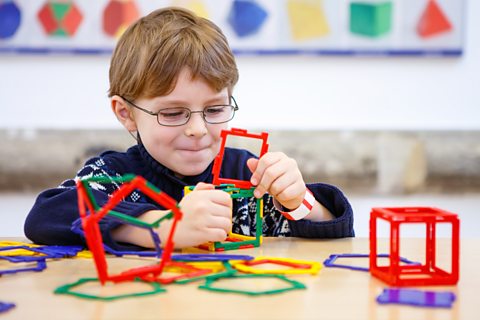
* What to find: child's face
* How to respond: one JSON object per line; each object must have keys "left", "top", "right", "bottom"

{"left": 131, "top": 68, "right": 230, "bottom": 178}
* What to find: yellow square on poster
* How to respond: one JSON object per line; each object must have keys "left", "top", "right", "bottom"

{"left": 173, "top": 0, "right": 209, "bottom": 19}
{"left": 287, "top": 0, "right": 329, "bottom": 41}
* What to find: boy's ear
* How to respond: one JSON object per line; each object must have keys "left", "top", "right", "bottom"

{"left": 111, "top": 96, "right": 137, "bottom": 132}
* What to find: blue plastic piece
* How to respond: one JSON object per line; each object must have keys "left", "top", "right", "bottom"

{"left": 172, "top": 253, "right": 255, "bottom": 262}
{"left": 0, "top": 301, "right": 16, "bottom": 313}
{"left": 0, "top": 256, "right": 47, "bottom": 275}
{"left": 0, "top": 2, "right": 21, "bottom": 39}
{"left": 376, "top": 288, "right": 456, "bottom": 308}
{"left": 323, "top": 253, "right": 421, "bottom": 272}
{"left": 228, "top": 0, "right": 268, "bottom": 37}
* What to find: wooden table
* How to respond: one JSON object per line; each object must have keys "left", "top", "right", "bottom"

{"left": 1, "top": 237, "right": 478, "bottom": 320}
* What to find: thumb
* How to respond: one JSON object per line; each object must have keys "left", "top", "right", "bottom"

{"left": 194, "top": 182, "right": 215, "bottom": 191}
{"left": 246, "top": 158, "right": 259, "bottom": 174}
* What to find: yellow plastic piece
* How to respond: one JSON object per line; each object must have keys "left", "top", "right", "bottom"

{"left": 0, "top": 241, "right": 41, "bottom": 256}
{"left": 231, "top": 256, "right": 321, "bottom": 275}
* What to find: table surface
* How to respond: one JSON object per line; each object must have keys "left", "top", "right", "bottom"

{"left": 1, "top": 237, "right": 478, "bottom": 320}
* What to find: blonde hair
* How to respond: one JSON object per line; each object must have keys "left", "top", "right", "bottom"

{"left": 108, "top": 7, "right": 238, "bottom": 100}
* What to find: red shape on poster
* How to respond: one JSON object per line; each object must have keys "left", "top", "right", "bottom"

{"left": 37, "top": 1, "right": 83, "bottom": 37}
{"left": 417, "top": 0, "right": 452, "bottom": 38}
{"left": 103, "top": 0, "right": 139, "bottom": 38}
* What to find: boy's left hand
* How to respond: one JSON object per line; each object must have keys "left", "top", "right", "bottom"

{"left": 247, "top": 152, "right": 306, "bottom": 210}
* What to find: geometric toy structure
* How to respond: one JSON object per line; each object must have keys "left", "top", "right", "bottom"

{"left": 54, "top": 277, "right": 166, "bottom": 301}
{"left": 227, "top": 0, "right": 268, "bottom": 37}
{"left": 323, "top": 253, "right": 420, "bottom": 272}
{"left": 231, "top": 256, "right": 321, "bottom": 275}
{"left": 102, "top": 0, "right": 139, "bottom": 38}
{"left": 185, "top": 184, "right": 263, "bottom": 251}
{"left": 417, "top": 0, "right": 452, "bottom": 38}
{"left": 370, "top": 207, "right": 460, "bottom": 286}
{"left": 287, "top": 0, "right": 330, "bottom": 41}
{"left": 199, "top": 273, "right": 306, "bottom": 296}
{"left": 349, "top": 1, "right": 393, "bottom": 37}
{"left": 189, "top": 127, "right": 270, "bottom": 252}
{"left": 0, "top": 1, "right": 21, "bottom": 39}
{"left": 0, "top": 301, "right": 15, "bottom": 314}
{"left": 212, "top": 128, "right": 269, "bottom": 189}
{"left": 76, "top": 174, "right": 182, "bottom": 285}
{"left": 37, "top": 0, "right": 83, "bottom": 37}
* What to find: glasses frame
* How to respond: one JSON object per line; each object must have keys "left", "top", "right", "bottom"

{"left": 121, "top": 96, "right": 239, "bottom": 127}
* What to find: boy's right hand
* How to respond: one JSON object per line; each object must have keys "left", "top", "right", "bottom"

{"left": 159, "top": 182, "right": 232, "bottom": 248}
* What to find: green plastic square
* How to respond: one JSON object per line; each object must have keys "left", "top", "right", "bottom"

{"left": 350, "top": 2, "right": 392, "bottom": 37}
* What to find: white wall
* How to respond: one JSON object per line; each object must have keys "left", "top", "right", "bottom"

{"left": 1, "top": 1, "right": 479, "bottom": 131}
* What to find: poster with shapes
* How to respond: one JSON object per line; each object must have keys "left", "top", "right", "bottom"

{"left": 0, "top": 0, "right": 465, "bottom": 56}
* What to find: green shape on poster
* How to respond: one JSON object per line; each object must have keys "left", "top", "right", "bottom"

{"left": 350, "top": 1, "right": 392, "bottom": 37}
{"left": 53, "top": 28, "right": 67, "bottom": 36}
{"left": 52, "top": 2, "right": 71, "bottom": 21}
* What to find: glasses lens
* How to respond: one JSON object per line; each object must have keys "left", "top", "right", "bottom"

{"left": 157, "top": 107, "right": 190, "bottom": 126}
{"left": 204, "top": 106, "right": 235, "bottom": 124}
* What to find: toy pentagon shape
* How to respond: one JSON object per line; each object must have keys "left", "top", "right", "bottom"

{"left": 76, "top": 174, "right": 182, "bottom": 284}
{"left": 231, "top": 256, "right": 321, "bottom": 275}
{"left": 370, "top": 207, "right": 459, "bottom": 286}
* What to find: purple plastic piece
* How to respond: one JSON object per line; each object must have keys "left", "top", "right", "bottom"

{"left": 0, "top": 301, "right": 15, "bottom": 313}
{"left": 172, "top": 253, "right": 255, "bottom": 262}
{"left": 376, "top": 288, "right": 456, "bottom": 308}
{"left": 71, "top": 218, "right": 161, "bottom": 258}
{"left": 0, "top": 257, "right": 47, "bottom": 275}
{"left": 323, "top": 253, "right": 421, "bottom": 272}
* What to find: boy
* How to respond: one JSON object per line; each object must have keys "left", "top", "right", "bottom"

{"left": 25, "top": 7, "right": 354, "bottom": 250}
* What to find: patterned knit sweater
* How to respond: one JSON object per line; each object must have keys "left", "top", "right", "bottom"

{"left": 24, "top": 144, "right": 354, "bottom": 250}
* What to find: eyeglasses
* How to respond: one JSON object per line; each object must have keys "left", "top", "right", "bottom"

{"left": 121, "top": 96, "right": 239, "bottom": 127}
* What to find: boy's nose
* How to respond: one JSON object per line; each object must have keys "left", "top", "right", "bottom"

{"left": 184, "top": 112, "right": 207, "bottom": 137}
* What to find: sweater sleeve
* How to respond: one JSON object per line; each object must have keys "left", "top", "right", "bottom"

{"left": 287, "top": 183, "right": 355, "bottom": 238}
{"left": 24, "top": 156, "right": 158, "bottom": 250}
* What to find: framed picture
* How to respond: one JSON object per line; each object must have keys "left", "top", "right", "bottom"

{"left": 0, "top": 0, "right": 465, "bottom": 56}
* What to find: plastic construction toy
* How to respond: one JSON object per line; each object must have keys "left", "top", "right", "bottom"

{"left": 370, "top": 207, "right": 460, "bottom": 286}
{"left": 70, "top": 218, "right": 159, "bottom": 258}
{"left": 76, "top": 174, "right": 182, "bottom": 284}
{"left": 212, "top": 128, "right": 269, "bottom": 189}
{"left": 0, "top": 301, "right": 15, "bottom": 314}
{"left": 199, "top": 273, "right": 306, "bottom": 296}
{"left": 0, "top": 249, "right": 47, "bottom": 275}
{"left": 55, "top": 277, "right": 165, "bottom": 301}
{"left": 231, "top": 256, "right": 321, "bottom": 275}
{"left": 185, "top": 185, "right": 263, "bottom": 252}
{"left": 172, "top": 253, "right": 254, "bottom": 262}
{"left": 323, "top": 253, "right": 420, "bottom": 272}
{"left": 376, "top": 288, "right": 456, "bottom": 308}
{"left": 187, "top": 128, "right": 269, "bottom": 252}
{"left": 349, "top": 1, "right": 392, "bottom": 38}
{"left": 175, "top": 261, "right": 238, "bottom": 285}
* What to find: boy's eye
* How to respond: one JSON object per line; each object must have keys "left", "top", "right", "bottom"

{"left": 205, "top": 106, "right": 226, "bottom": 116}
{"left": 159, "top": 108, "right": 189, "bottom": 119}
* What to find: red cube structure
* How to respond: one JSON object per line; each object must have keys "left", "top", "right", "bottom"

{"left": 370, "top": 207, "right": 459, "bottom": 286}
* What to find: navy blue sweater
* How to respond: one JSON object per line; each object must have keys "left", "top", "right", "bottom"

{"left": 24, "top": 144, "right": 354, "bottom": 250}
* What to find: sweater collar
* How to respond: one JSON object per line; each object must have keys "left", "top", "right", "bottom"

{"left": 137, "top": 143, "right": 214, "bottom": 187}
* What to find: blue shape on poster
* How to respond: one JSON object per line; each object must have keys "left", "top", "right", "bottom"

{"left": 0, "top": 1, "right": 21, "bottom": 39}
{"left": 228, "top": 0, "right": 267, "bottom": 37}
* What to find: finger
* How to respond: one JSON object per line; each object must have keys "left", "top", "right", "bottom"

{"left": 206, "top": 228, "right": 228, "bottom": 242}
{"left": 250, "top": 153, "right": 282, "bottom": 186}
{"left": 194, "top": 182, "right": 215, "bottom": 191}
{"left": 208, "top": 190, "right": 233, "bottom": 208}
{"left": 206, "top": 215, "right": 232, "bottom": 232}
{"left": 246, "top": 158, "right": 259, "bottom": 184}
